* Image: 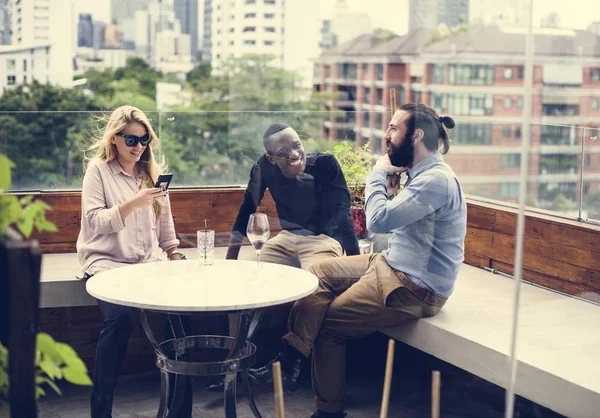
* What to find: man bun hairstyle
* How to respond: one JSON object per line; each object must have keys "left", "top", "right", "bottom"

{"left": 263, "top": 122, "right": 291, "bottom": 148}
{"left": 399, "top": 103, "right": 454, "bottom": 154}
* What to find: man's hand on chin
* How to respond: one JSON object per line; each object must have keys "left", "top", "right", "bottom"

{"left": 373, "top": 154, "right": 408, "bottom": 175}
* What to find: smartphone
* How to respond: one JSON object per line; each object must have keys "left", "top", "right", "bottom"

{"left": 154, "top": 173, "right": 173, "bottom": 191}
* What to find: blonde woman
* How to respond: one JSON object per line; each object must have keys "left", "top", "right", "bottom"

{"left": 76, "top": 106, "right": 191, "bottom": 418}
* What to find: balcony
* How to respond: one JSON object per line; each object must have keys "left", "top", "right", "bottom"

{"left": 2, "top": 111, "right": 600, "bottom": 418}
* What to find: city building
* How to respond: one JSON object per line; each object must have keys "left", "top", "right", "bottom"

{"left": 469, "top": 0, "right": 527, "bottom": 27}
{"left": 0, "top": 43, "right": 53, "bottom": 91}
{"left": 319, "top": 20, "right": 337, "bottom": 51}
{"left": 78, "top": 14, "right": 94, "bottom": 47}
{"left": 93, "top": 21, "right": 107, "bottom": 49}
{"left": 409, "top": 0, "right": 468, "bottom": 30}
{"left": 329, "top": 0, "right": 372, "bottom": 46}
{"left": 74, "top": 47, "right": 137, "bottom": 74}
{"left": 208, "top": 0, "right": 285, "bottom": 66}
{"left": 200, "top": 0, "right": 212, "bottom": 62}
{"left": 0, "top": 0, "right": 11, "bottom": 45}
{"left": 312, "top": 26, "right": 600, "bottom": 212}
{"left": 110, "top": 0, "right": 150, "bottom": 24}
{"left": 104, "top": 22, "right": 124, "bottom": 48}
{"left": 174, "top": 0, "right": 199, "bottom": 59}
{"left": 8, "top": 0, "right": 74, "bottom": 87}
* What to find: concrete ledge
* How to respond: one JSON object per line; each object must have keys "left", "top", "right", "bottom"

{"left": 40, "top": 247, "right": 257, "bottom": 308}
{"left": 382, "top": 264, "right": 600, "bottom": 418}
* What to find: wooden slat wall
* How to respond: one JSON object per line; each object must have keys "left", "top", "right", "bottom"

{"left": 465, "top": 201, "right": 600, "bottom": 303}
{"left": 32, "top": 189, "right": 282, "bottom": 252}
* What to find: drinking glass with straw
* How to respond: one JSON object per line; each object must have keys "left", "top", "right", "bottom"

{"left": 197, "top": 219, "right": 214, "bottom": 266}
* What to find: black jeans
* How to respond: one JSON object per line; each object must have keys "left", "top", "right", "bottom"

{"left": 91, "top": 299, "right": 193, "bottom": 418}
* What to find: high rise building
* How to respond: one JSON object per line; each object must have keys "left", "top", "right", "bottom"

{"left": 78, "top": 14, "right": 94, "bottom": 47}
{"left": 0, "top": 0, "right": 11, "bottom": 45}
{"left": 201, "top": 0, "right": 212, "bottom": 62}
{"left": 110, "top": 0, "right": 150, "bottom": 24}
{"left": 93, "top": 21, "right": 107, "bottom": 49}
{"left": 6, "top": 0, "right": 74, "bottom": 87}
{"left": 330, "top": 0, "right": 372, "bottom": 46}
{"left": 208, "top": 0, "right": 285, "bottom": 66}
{"left": 409, "top": 0, "right": 469, "bottom": 30}
{"left": 174, "top": 0, "right": 199, "bottom": 59}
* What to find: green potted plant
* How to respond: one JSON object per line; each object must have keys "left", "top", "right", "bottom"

{"left": 328, "top": 142, "right": 372, "bottom": 239}
{"left": 0, "top": 153, "right": 92, "bottom": 415}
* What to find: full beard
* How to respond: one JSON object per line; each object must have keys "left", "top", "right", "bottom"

{"left": 387, "top": 134, "right": 415, "bottom": 168}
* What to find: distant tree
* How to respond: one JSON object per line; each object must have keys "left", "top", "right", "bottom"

{"left": 186, "top": 62, "right": 212, "bottom": 88}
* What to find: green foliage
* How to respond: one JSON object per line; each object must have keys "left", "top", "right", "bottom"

{"left": 0, "top": 334, "right": 92, "bottom": 411}
{"left": 328, "top": 142, "right": 372, "bottom": 208}
{"left": 551, "top": 193, "right": 575, "bottom": 212}
{"left": 187, "top": 62, "right": 212, "bottom": 88}
{"left": 0, "top": 154, "right": 58, "bottom": 239}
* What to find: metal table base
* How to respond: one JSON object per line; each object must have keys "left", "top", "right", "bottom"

{"left": 140, "top": 309, "right": 264, "bottom": 418}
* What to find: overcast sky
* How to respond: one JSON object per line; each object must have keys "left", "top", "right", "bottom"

{"left": 74, "top": 0, "right": 599, "bottom": 35}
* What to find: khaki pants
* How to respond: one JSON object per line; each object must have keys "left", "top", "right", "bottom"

{"left": 229, "top": 230, "right": 344, "bottom": 334}
{"left": 282, "top": 253, "right": 447, "bottom": 413}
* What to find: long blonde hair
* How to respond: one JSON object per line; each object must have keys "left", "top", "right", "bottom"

{"left": 86, "top": 105, "right": 167, "bottom": 217}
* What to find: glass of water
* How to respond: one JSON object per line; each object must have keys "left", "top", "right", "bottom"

{"left": 358, "top": 239, "right": 374, "bottom": 255}
{"left": 197, "top": 229, "right": 215, "bottom": 266}
{"left": 246, "top": 213, "right": 270, "bottom": 268}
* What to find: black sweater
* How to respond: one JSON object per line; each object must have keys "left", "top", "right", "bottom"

{"left": 231, "top": 153, "right": 360, "bottom": 256}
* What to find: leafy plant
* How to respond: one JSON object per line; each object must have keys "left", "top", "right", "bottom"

{"left": 328, "top": 142, "right": 372, "bottom": 208}
{"left": 0, "top": 334, "right": 92, "bottom": 412}
{"left": 0, "top": 154, "right": 58, "bottom": 239}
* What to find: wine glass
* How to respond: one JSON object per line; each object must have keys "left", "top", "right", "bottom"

{"left": 247, "top": 213, "right": 270, "bottom": 269}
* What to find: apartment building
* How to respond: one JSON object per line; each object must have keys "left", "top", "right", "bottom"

{"left": 0, "top": 43, "right": 52, "bottom": 90}
{"left": 313, "top": 26, "right": 600, "bottom": 211}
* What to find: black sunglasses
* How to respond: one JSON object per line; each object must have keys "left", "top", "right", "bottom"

{"left": 118, "top": 133, "right": 151, "bottom": 147}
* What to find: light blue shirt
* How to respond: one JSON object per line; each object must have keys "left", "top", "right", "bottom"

{"left": 365, "top": 153, "right": 467, "bottom": 298}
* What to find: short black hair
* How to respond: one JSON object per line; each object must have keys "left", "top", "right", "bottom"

{"left": 263, "top": 123, "right": 291, "bottom": 148}
{"left": 399, "top": 103, "right": 455, "bottom": 154}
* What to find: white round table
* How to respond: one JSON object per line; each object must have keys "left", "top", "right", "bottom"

{"left": 86, "top": 260, "right": 319, "bottom": 418}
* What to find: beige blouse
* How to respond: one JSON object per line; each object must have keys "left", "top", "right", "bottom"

{"left": 76, "top": 159, "right": 180, "bottom": 276}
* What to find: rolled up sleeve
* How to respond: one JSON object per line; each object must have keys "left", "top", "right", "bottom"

{"left": 365, "top": 169, "right": 448, "bottom": 233}
{"left": 82, "top": 164, "right": 126, "bottom": 235}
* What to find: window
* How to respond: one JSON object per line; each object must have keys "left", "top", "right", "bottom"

{"left": 245, "top": 13, "right": 256, "bottom": 18}
{"left": 502, "top": 126, "right": 512, "bottom": 138}
{"left": 376, "top": 88, "right": 383, "bottom": 106}
{"left": 264, "top": 27, "right": 276, "bottom": 33}
{"left": 340, "top": 63, "right": 357, "bottom": 79}
{"left": 6, "top": 59, "right": 15, "bottom": 71}
{"left": 245, "top": 0, "right": 256, "bottom": 4}
{"left": 244, "top": 40, "right": 256, "bottom": 45}
{"left": 518, "top": 67, "right": 524, "bottom": 79}
{"left": 23, "top": 59, "right": 27, "bottom": 71}
{"left": 500, "top": 154, "right": 521, "bottom": 168}
{"left": 539, "top": 154, "right": 577, "bottom": 175}
{"left": 23, "top": 75, "right": 27, "bottom": 83}
{"left": 361, "top": 63, "right": 369, "bottom": 77}
{"left": 515, "top": 127, "right": 522, "bottom": 138}
{"left": 517, "top": 97, "right": 523, "bottom": 108}
{"left": 230, "top": 28, "right": 235, "bottom": 32}
{"left": 591, "top": 69, "right": 600, "bottom": 82}
{"left": 431, "top": 93, "right": 444, "bottom": 112}
{"left": 500, "top": 183, "right": 520, "bottom": 197}
{"left": 243, "top": 26, "right": 256, "bottom": 32}
{"left": 230, "top": 41, "right": 234, "bottom": 45}
{"left": 375, "top": 113, "right": 382, "bottom": 129}
{"left": 363, "top": 88, "right": 371, "bottom": 104}
{"left": 504, "top": 97, "right": 512, "bottom": 109}
{"left": 264, "top": 0, "right": 276, "bottom": 3}
{"left": 448, "top": 64, "right": 495, "bottom": 85}
{"left": 541, "top": 125, "right": 572, "bottom": 145}
{"left": 585, "top": 154, "right": 591, "bottom": 168}
{"left": 592, "top": 99, "right": 599, "bottom": 110}
{"left": 430, "top": 64, "right": 445, "bottom": 83}
{"left": 264, "top": 13, "right": 275, "bottom": 18}
{"left": 363, "top": 112, "right": 370, "bottom": 127}
{"left": 504, "top": 67, "right": 513, "bottom": 79}
{"left": 376, "top": 64, "right": 384, "bottom": 81}
{"left": 264, "top": 40, "right": 274, "bottom": 46}
{"left": 447, "top": 93, "right": 493, "bottom": 116}
{"left": 451, "top": 123, "right": 492, "bottom": 145}
{"left": 413, "top": 91, "right": 421, "bottom": 104}
{"left": 7, "top": 75, "right": 16, "bottom": 85}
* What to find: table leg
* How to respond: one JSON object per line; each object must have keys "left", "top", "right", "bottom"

{"left": 241, "top": 369, "right": 262, "bottom": 418}
{"left": 167, "top": 314, "right": 191, "bottom": 418}
{"left": 157, "top": 370, "right": 169, "bottom": 418}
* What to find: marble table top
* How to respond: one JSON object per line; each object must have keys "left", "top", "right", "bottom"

{"left": 86, "top": 260, "right": 319, "bottom": 312}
